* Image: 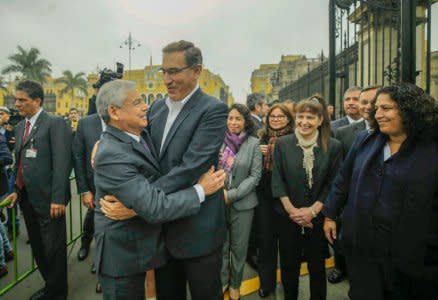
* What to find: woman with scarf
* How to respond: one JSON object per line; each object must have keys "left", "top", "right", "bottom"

{"left": 272, "top": 96, "right": 342, "bottom": 300}
{"left": 220, "top": 104, "right": 262, "bottom": 300}
{"left": 255, "top": 104, "right": 294, "bottom": 298}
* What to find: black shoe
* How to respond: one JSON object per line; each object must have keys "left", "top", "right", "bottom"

{"left": 29, "top": 287, "right": 46, "bottom": 300}
{"left": 77, "top": 246, "right": 89, "bottom": 261}
{"left": 91, "top": 263, "right": 96, "bottom": 274}
{"left": 95, "top": 282, "right": 102, "bottom": 293}
{"left": 258, "top": 288, "right": 272, "bottom": 298}
{"left": 327, "top": 268, "right": 347, "bottom": 284}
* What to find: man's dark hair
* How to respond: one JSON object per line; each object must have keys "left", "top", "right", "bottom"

{"left": 246, "top": 93, "right": 266, "bottom": 111}
{"left": 16, "top": 80, "right": 44, "bottom": 105}
{"left": 360, "top": 84, "right": 381, "bottom": 94}
{"left": 69, "top": 107, "right": 78, "bottom": 112}
{"left": 162, "top": 40, "right": 203, "bottom": 67}
{"left": 228, "top": 103, "right": 256, "bottom": 136}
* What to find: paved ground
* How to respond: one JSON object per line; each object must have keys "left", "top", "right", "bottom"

{"left": 0, "top": 182, "right": 350, "bottom": 299}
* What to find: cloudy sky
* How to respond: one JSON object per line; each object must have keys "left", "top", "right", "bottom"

{"left": 1, "top": 0, "right": 437, "bottom": 102}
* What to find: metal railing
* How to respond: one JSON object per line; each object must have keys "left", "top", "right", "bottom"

{"left": 0, "top": 176, "right": 83, "bottom": 296}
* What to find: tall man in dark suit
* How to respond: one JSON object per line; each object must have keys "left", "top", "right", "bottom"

{"left": 246, "top": 93, "right": 269, "bottom": 132}
{"left": 93, "top": 79, "right": 225, "bottom": 299}
{"left": 150, "top": 40, "right": 228, "bottom": 300}
{"left": 5, "top": 80, "right": 72, "bottom": 300}
{"left": 330, "top": 86, "right": 362, "bottom": 134}
{"left": 329, "top": 85, "right": 379, "bottom": 284}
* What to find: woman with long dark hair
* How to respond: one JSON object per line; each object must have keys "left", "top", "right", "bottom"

{"left": 220, "top": 104, "right": 262, "bottom": 300}
{"left": 272, "top": 95, "right": 342, "bottom": 299}
{"left": 255, "top": 104, "right": 294, "bottom": 298}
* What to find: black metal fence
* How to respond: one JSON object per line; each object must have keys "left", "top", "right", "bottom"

{"left": 279, "top": 0, "right": 436, "bottom": 118}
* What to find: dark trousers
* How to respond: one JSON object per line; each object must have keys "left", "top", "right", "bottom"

{"left": 19, "top": 188, "right": 68, "bottom": 299}
{"left": 346, "top": 255, "right": 438, "bottom": 300}
{"left": 254, "top": 183, "right": 278, "bottom": 292}
{"left": 81, "top": 208, "right": 94, "bottom": 248}
{"left": 277, "top": 215, "right": 327, "bottom": 300}
{"left": 99, "top": 272, "right": 145, "bottom": 300}
{"left": 155, "top": 247, "right": 223, "bottom": 300}
{"left": 333, "top": 219, "right": 346, "bottom": 272}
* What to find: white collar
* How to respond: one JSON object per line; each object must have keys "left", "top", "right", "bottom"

{"left": 26, "top": 108, "right": 43, "bottom": 127}
{"left": 251, "top": 113, "right": 262, "bottom": 122}
{"left": 347, "top": 115, "right": 363, "bottom": 124}
{"left": 123, "top": 131, "right": 140, "bottom": 142}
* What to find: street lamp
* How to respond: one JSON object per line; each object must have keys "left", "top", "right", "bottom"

{"left": 119, "top": 32, "right": 141, "bottom": 79}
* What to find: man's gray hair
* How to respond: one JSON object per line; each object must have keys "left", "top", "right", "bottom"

{"left": 343, "top": 86, "right": 362, "bottom": 98}
{"left": 96, "top": 80, "right": 136, "bottom": 124}
{"left": 246, "top": 93, "right": 266, "bottom": 112}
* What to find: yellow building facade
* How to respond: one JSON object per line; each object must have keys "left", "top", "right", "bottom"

{"left": 123, "top": 65, "right": 234, "bottom": 106}
{"left": 250, "top": 64, "right": 278, "bottom": 96}
{"left": 0, "top": 66, "right": 233, "bottom": 115}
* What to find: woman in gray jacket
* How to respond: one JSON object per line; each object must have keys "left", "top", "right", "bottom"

{"left": 220, "top": 104, "right": 262, "bottom": 300}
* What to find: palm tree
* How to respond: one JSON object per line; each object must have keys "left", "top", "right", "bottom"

{"left": 55, "top": 70, "right": 88, "bottom": 107}
{"left": 0, "top": 76, "right": 8, "bottom": 94}
{"left": 1, "top": 46, "right": 52, "bottom": 83}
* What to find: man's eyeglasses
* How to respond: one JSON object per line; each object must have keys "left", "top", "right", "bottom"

{"left": 158, "top": 65, "right": 193, "bottom": 76}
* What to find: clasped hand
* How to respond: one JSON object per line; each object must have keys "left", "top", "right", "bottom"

{"left": 289, "top": 207, "right": 314, "bottom": 228}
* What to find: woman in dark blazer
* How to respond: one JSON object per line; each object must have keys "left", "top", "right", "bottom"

{"left": 272, "top": 95, "right": 342, "bottom": 300}
{"left": 220, "top": 104, "right": 262, "bottom": 300}
{"left": 255, "top": 104, "right": 294, "bottom": 298}
{"left": 323, "top": 83, "right": 438, "bottom": 300}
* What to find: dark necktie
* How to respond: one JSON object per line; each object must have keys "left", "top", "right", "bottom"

{"left": 139, "top": 137, "right": 150, "bottom": 152}
{"left": 16, "top": 120, "right": 32, "bottom": 190}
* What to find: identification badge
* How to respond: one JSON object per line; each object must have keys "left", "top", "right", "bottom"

{"left": 25, "top": 148, "right": 38, "bottom": 158}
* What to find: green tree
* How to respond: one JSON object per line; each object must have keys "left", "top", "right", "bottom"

{"left": 55, "top": 70, "right": 88, "bottom": 107}
{"left": 0, "top": 76, "right": 8, "bottom": 93}
{"left": 1, "top": 46, "right": 52, "bottom": 83}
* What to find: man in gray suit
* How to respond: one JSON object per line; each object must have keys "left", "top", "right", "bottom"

{"left": 330, "top": 86, "right": 362, "bottom": 134}
{"left": 6, "top": 80, "right": 72, "bottom": 300}
{"left": 329, "top": 85, "right": 380, "bottom": 284}
{"left": 93, "top": 80, "right": 225, "bottom": 299}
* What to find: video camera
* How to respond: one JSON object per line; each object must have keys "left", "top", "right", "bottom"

{"left": 6, "top": 108, "right": 24, "bottom": 126}
{"left": 92, "top": 62, "right": 124, "bottom": 89}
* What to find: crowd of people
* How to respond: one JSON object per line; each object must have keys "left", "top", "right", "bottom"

{"left": 0, "top": 39, "right": 437, "bottom": 300}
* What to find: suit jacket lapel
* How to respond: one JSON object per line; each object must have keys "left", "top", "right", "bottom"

{"left": 106, "top": 126, "right": 160, "bottom": 173}
{"left": 22, "top": 110, "right": 47, "bottom": 148}
{"left": 150, "top": 103, "right": 169, "bottom": 155}
{"left": 140, "top": 131, "right": 160, "bottom": 171}
{"left": 159, "top": 89, "right": 202, "bottom": 160}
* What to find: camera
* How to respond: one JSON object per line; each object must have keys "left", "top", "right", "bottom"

{"left": 92, "top": 62, "right": 124, "bottom": 89}
{"left": 6, "top": 108, "right": 24, "bottom": 126}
